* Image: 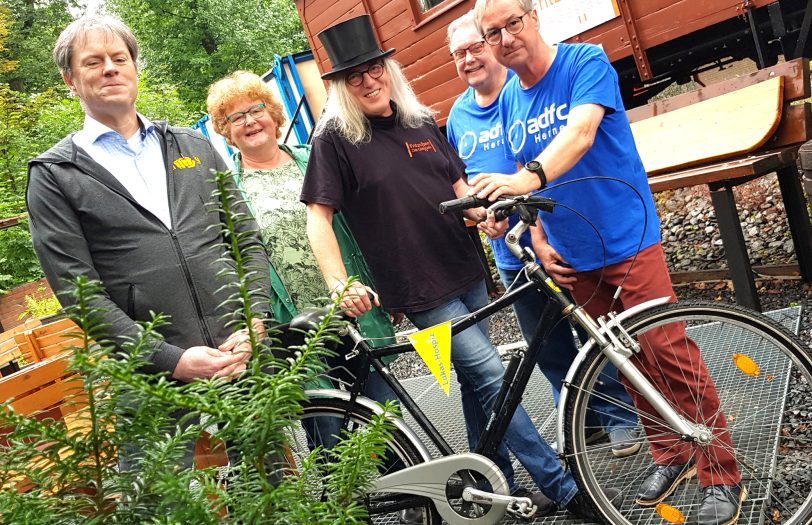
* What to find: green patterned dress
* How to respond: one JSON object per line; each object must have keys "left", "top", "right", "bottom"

{"left": 240, "top": 161, "right": 329, "bottom": 309}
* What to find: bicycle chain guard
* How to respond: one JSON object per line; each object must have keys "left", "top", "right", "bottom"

{"left": 371, "top": 453, "right": 510, "bottom": 525}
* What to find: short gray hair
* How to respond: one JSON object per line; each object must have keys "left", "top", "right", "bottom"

{"left": 447, "top": 10, "right": 478, "bottom": 46}
{"left": 53, "top": 15, "right": 139, "bottom": 76}
{"left": 473, "top": 0, "right": 533, "bottom": 33}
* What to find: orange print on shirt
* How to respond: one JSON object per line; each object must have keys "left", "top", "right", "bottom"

{"left": 405, "top": 139, "right": 437, "bottom": 157}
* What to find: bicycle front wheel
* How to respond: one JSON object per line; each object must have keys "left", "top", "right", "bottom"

{"left": 564, "top": 300, "right": 812, "bottom": 525}
{"left": 288, "top": 396, "right": 439, "bottom": 524}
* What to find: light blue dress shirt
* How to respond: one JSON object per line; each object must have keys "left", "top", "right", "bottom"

{"left": 73, "top": 113, "right": 171, "bottom": 228}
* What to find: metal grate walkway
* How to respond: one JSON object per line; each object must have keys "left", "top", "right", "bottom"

{"left": 394, "top": 306, "right": 803, "bottom": 524}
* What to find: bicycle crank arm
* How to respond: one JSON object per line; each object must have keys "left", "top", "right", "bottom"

{"left": 463, "top": 487, "right": 537, "bottom": 520}
{"left": 371, "top": 452, "right": 510, "bottom": 525}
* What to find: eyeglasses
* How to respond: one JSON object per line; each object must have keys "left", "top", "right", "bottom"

{"left": 483, "top": 10, "right": 533, "bottom": 45}
{"left": 346, "top": 61, "right": 385, "bottom": 87}
{"left": 450, "top": 41, "right": 486, "bottom": 62}
{"left": 226, "top": 103, "right": 266, "bottom": 126}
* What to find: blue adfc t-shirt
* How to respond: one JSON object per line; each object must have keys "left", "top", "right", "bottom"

{"left": 498, "top": 43, "right": 660, "bottom": 272}
{"left": 447, "top": 69, "right": 534, "bottom": 271}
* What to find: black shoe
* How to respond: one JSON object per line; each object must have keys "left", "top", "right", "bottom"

{"left": 511, "top": 486, "right": 556, "bottom": 517}
{"left": 636, "top": 461, "right": 697, "bottom": 506}
{"left": 398, "top": 507, "right": 423, "bottom": 524}
{"left": 565, "top": 487, "right": 622, "bottom": 521}
{"left": 693, "top": 484, "right": 746, "bottom": 525}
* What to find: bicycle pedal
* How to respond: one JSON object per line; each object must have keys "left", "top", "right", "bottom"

{"left": 506, "top": 497, "right": 537, "bottom": 520}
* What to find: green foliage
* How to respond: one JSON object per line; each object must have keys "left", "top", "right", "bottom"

{"left": 0, "top": 277, "right": 198, "bottom": 523}
{"left": 0, "top": 225, "right": 43, "bottom": 294}
{"left": 0, "top": 2, "right": 18, "bottom": 75}
{"left": 107, "top": 0, "right": 308, "bottom": 111}
{"left": 18, "top": 287, "right": 61, "bottom": 319}
{"left": 135, "top": 71, "right": 197, "bottom": 125}
{"left": 0, "top": 0, "right": 77, "bottom": 93}
{"left": 0, "top": 173, "right": 391, "bottom": 523}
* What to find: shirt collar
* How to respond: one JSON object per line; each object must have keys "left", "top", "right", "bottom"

{"left": 81, "top": 113, "right": 156, "bottom": 143}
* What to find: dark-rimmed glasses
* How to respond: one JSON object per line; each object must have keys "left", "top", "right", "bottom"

{"left": 483, "top": 10, "right": 533, "bottom": 45}
{"left": 346, "top": 61, "right": 385, "bottom": 87}
{"left": 226, "top": 103, "right": 266, "bottom": 126}
{"left": 450, "top": 41, "right": 486, "bottom": 62}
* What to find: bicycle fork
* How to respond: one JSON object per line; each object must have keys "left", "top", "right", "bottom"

{"left": 564, "top": 303, "right": 716, "bottom": 445}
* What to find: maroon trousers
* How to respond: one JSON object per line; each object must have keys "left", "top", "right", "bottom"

{"left": 570, "top": 243, "right": 740, "bottom": 487}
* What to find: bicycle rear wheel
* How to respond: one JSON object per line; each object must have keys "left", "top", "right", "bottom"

{"left": 289, "top": 396, "right": 439, "bottom": 524}
{"left": 564, "top": 300, "right": 812, "bottom": 525}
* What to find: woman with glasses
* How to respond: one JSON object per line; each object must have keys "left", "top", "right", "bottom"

{"left": 301, "top": 14, "right": 619, "bottom": 520}
{"left": 205, "top": 70, "right": 398, "bottom": 407}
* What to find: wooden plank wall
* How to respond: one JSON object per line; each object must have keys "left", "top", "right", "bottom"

{"left": 569, "top": 0, "right": 775, "bottom": 66}
{"left": 294, "top": 0, "right": 777, "bottom": 126}
{"left": 295, "top": 0, "right": 475, "bottom": 126}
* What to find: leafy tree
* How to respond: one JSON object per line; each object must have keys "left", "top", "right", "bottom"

{"left": 0, "top": 2, "right": 18, "bottom": 75}
{"left": 107, "top": 0, "right": 309, "bottom": 111}
{"left": 0, "top": 0, "right": 77, "bottom": 93}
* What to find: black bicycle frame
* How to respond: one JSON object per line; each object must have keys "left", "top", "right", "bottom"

{"left": 341, "top": 260, "right": 577, "bottom": 465}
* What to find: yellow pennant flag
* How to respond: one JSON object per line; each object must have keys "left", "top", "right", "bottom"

{"left": 407, "top": 321, "right": 452, "bottom": 395}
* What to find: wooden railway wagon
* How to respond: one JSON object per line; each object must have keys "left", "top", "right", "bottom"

{"left": 294, "top": 0, "right": 812, "bottom": 125}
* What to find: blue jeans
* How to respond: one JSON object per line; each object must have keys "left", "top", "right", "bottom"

{"left": 498, "top": 267, "right": 638, "bottom": 433}
{"left": 407, "top": 280, "right": 578, "bottom": 505}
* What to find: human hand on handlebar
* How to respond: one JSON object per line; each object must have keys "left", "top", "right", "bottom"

{"left": 532, "top": 239, "right": 577, "bottom": 290}
{"left": 469, "top": 171, "right": 539, "bottom": 201}
{"left": 331, "top": 280, "right": 380, "bottom": 318}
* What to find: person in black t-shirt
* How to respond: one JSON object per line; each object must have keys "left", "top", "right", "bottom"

{"left": 300, "top": 14, "right": 617, "bottom": 519}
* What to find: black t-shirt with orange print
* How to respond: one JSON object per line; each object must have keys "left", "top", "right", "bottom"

{"left": 301, "top": 108, "right": 484, "bottom": 313}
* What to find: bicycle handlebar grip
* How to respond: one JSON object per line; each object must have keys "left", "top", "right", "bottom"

{"left": 438, "top": 196, "right": 492, "bottom": 214}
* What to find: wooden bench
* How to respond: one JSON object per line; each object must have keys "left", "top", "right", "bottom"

{"left": 627, "top": 58, "right": 812, "bottom": 311}
{"left": 13, "top": 317, "right": 82, "bottom": 364}
{"left": 0, "top": 318, "right": 228, "bottom": 495}
{"left": 0, "top": 318, "right": 42, "bottom": 376}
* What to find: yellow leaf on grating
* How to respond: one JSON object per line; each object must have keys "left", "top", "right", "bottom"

{"left": 655, "top": 503, "right": 686, "bottom": 523}
{"left": 732, "top": 353, "right": 760, "bottom": 377}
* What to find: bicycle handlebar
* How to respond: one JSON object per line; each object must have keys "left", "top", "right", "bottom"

{"left": 438, "top": 194, "right": 556, "bottom": 215}
{"left": 437, "top": 195, "right": 493, "bottom": 214}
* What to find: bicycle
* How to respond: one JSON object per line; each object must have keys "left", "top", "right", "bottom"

{"left": 283, "top": 193, "right": 812, "bottom": 525}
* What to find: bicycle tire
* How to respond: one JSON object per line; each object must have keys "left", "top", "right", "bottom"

{"left": 291, "top": 396, "right": 439, "bottom": 524}
{"left": 564, "top": 300, "right": 812, "bottom": 525}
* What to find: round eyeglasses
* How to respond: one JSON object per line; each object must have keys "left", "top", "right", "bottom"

{"left": 346, "top": 61, "right": 385, "bottom": 87}
{"left": 450, "top": 41, "right": 486, "bottom": 62}
{"left": 483, "top": 10, "right": 533, "bottom": 46}
{"left": 226, "top": 103, "right": 266, "bottom": 127}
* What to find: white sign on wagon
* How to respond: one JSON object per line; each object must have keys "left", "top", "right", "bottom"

{"left": 535, "top": 0, "right": 620, "bottom": 45}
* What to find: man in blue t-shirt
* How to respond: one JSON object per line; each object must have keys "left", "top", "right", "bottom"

{"left": 446, "top": 11, "right": 639, "bottom": 460}
{"left": 472, "top": 1, "right": 744, "bottom": 524}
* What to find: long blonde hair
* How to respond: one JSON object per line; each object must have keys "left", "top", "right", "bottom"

{"left": 314, "top": 58, "right": 435, "bottom": 145}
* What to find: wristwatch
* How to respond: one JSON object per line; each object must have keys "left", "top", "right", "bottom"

{"left": 524, "top": 160, "right": 547, "bottom": 190}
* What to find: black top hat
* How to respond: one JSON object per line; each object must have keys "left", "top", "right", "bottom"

{"left": 317, "top": 15, "right": 395, "bottom": 80}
